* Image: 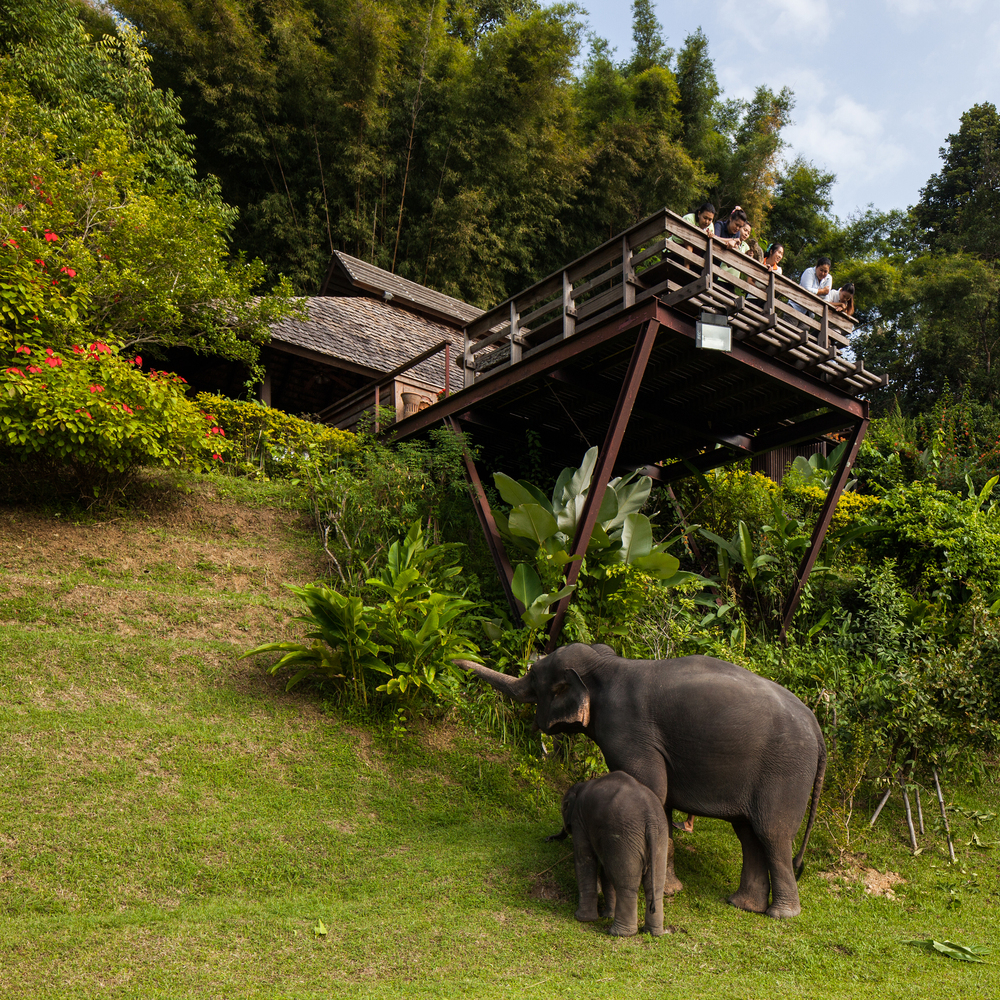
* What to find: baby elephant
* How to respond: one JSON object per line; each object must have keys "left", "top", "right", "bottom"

{"left": 550, "top": 771, "right": 669, "bottom": 937}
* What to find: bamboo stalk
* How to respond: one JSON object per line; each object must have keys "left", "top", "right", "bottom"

{"left": 869, "top": 785, "right": 893, "bottom": 827}
{"left": 900, "top": 778, "right": 917, "bottom": 851}
{"left": 933, "top": 768, "right": 955, "bottom": 862}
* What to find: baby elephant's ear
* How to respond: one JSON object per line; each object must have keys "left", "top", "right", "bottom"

{"left": 548, "top": 668, "right": 590, "bottom": 728}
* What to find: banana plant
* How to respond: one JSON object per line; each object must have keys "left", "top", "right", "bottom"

{"left": 493, "top": 446, "right": 680, "bottom": 579}
{"left": 699, "top": 520, "right": 778, "bottom": 590}
{"left": 491, "top": 447, "right": 682, "bottom": 630}
{"left": 789, "top": 440, "right": 855, "bottom": 491}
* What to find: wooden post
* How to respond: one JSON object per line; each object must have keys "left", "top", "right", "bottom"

{"left": 447, "top": 416, "right": 520, "bottom": 621}
{"left": 545, "top": 319, "right": 660, "bottom": 651}
{"left": 444, "top": 342, "right": 451, "bottom": 397}
{"left": 901, "top": 777, "right": 918, "bottom": 851}
{"left": 374, "top": 383, "right": 380, "bottom": 434}
{"left": 780, "top": 413, "right": 869, "bottom": 638}
{"left": 933, "top": 769, "right": 956, "bottom": 862}
{"left": 509, "top": 300, "right": 522, "bottom": 365}
{"left": 870, "top": 785, "right": 893, "bottom": 827}
{"left": 562, "top": 271, "right": 576, "bottom": 340}
{"left": 622, "top": 235, "right": 635, "bottom": 308}
{"left": 463, "top": 327, "right": 474, "bottom": 388}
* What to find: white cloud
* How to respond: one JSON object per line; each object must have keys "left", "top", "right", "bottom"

{"left": 786, "top": 96, "right": 910, "bottom": 214}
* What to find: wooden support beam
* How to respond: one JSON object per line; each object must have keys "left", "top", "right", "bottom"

{"left": 447, "top": 416, "right": 521, "bottom": 622}
{"left": 545, "top": 319, "right": 660, "bottom": 651}
{"left": 779, "top": 413, "right": 869, "bottom": 638}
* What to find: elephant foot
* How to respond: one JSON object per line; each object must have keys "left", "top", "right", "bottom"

{"left": 765, "top": 901, "right": 801, "bottom": 919}
{"left": 726, "top": 890, "right": 768, "bottom": 914}
{"left": 599, "top": 902, "right": 614, "bottom": 919}
{"left": 608, "top": 921, "right": 639, "bottom": 937}
{"left": 643, "top": 921, "right": 665, "bottom": 937}
{"left": 663, "top": 872, "right": 683, "bottom": 895}
{"left": 575, "top": 906, "right": 600, "bottom": 923}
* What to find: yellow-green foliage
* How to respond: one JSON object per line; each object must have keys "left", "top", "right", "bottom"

{"left": 780, "top": 482, "right": 880, "bottom": 532}
{"left": 197, "top": 393, "right": 357, "bottom": 479}
{"left": 678, "top": 468, "right": 778, "bottom": 537}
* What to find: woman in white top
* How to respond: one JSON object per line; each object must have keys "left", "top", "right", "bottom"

{"left": 763, "top": 242, "right": 784, "bottom": 275}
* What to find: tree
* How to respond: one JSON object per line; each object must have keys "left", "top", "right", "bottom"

{"left": 0, "top": 2, "right": 293, "bottom": 378}
{"left": 913, "top": 103, "right": 1000, "bottom": 259}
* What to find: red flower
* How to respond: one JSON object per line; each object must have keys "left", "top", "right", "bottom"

{"left": 59, "top": 267, "right": 76, "bottom": 278}
{"left": 212, "top": 454, "right": 223, "bottom": 461}
{"left": 26, "top": 365, "right": 43, "bottom": 374}
{"left": 134, "top": 355, "right": 142, "bottom": 366}
{"left": 43, "top": 357, "right": 61, "bottom": 367}
{"left": 72, "top": 345, "right": 84, "bottom": 354}
{"left": 74, "top": 409, "right": 92, "bottom": 419}
{"left": 88, "top": 384, "right": 104, "bottom": 393}
{"left": 6, "top": 238, "right": 18, "bottom": 248}
{"left": 34, "top": 259, "right": 45, "bottom": 267}
{"left": 43, "top": 231, "right": 58, "bottom": 242}
{"left": 4, "top": 367, "right": 23, "bottom": 376}
{"left": 14, "top": 346, "right": 30, "bottom": 354}
{"left": 45, "top": 348, "right": 54, "bottom": 356}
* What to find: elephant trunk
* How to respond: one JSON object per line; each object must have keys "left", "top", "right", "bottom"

{"left": 454, "top": 659, "right": 536, "bottom": 703}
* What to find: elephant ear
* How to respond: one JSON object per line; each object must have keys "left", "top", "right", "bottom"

{"left": 546, "top": 668, "right": 591, "bottom": 729}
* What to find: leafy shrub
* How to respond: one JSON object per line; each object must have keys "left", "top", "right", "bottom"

{"left": 197, "top": 393, "right": 356, "bottom": 479}
{"left": 857, "top": 480, "right": 1000, "bottom": 604}
{"left": 301, "top": 427, "right": 478, "bottom": 589}
{"left": 245, "top": 523, "right": 482, "bottom": 707}
{"left": 0, "top": 340, "right": 220, "bottom": 500}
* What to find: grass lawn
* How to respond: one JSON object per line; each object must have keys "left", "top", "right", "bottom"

{"left": 1, "top": 474, "right": 999, "bottom": 998}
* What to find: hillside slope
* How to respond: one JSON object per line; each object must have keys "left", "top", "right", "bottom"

{"left": 1, "top": 476, "right": 999, "bottom": 999}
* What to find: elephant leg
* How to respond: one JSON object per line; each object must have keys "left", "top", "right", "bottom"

{"left": 663, "top": 826, "right": 683, "bottom": 895}
{"left": 598, "top": 866, "right": 615, "bottom": 918}
{"left": 642, "top": 854, "right": 666, "bottom": 937}
{"left": 760, "top": 833, "right": 802, "bottom": 919}
{"left": 608, "top": 884, "right": 640, "bottom": 937}
{"left": 572, "top": 837, "right": 601, "bottom": 922}
{"left": 727, "top": 819, "right": 771, "bottom": 914}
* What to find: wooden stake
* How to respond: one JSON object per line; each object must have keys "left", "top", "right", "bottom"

{"left": 915, "top": 785, "right": 925, "bottom": 836}
{"left": 933, "top": 768, "right": 955, "bottom": 862}
{"left": 901, "top": 778, "right": 917, "bottom": 851}
{"left": 869, "top": 784, "right": 893, "bottom": 827}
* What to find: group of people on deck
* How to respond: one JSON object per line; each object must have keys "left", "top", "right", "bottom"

{"left": 681, "top": 202, "right": 855, "bottom": 317}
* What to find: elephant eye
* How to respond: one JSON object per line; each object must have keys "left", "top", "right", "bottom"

{"left": 552, "top": 681, "right": 569, "bottom": 695}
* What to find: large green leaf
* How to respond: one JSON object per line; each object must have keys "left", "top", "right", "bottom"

{"left": 619, "top": 512, "right": 653, "bottom": 561}
{"left": 494, "top": 472, "right": 540, "bottom": 507}
{"left": 508, "top": 503, "right": 558, "bottom": 545}
{"left": 566, "top": 446, "right": 598, "bottom": 501}
{"left": 631, "top": 551, "right": 681, "bottom": 579}
{"left": 511, "top": 562, "right": 545, "bottom": 608}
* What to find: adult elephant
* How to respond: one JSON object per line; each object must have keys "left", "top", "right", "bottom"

{"left": 456, "top": 643, "right": 825, "bottom": 918}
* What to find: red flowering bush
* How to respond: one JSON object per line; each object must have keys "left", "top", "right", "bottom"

{"left": 0, "top": 341, "right": 222, "bottom": 501}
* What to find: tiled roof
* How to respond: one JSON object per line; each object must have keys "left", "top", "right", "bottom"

{"left": 270, "top": 296, "right": 461, "bottom": 388}
{"left": 331, "top": 252, "right": 484, "bottom": 326}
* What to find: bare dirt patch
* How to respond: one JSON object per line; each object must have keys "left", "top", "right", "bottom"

{"left": 817, "top": 858, "right": 907, "bottom": 899}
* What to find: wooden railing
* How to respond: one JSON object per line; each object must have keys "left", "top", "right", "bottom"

{"left": 459, "top": 209, "right": 883, "bottom": 397}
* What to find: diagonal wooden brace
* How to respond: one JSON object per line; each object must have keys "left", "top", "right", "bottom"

{"left": 779, "top": 412, "right": 869, "bottom": 638}
{"left": 446, "top": 416, "right": 521, "bottom": 623}
{"left": 545, "top": 319, "right": 661, "bottom": 651}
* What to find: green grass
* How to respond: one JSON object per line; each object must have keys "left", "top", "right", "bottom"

{"left": 2, "top": 476, "right": 1000, "bottom": 997}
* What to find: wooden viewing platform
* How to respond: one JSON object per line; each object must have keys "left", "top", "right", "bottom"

{"left": 344, "top": 208, "right": 884, "bottom": 640}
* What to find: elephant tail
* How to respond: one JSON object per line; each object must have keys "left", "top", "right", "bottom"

{"left": 793, "top": 740, "right": 827, "bottom": 880}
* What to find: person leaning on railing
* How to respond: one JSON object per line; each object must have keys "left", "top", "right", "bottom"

{"left": 715, "top": 207, "right": 750, "bottom": 282}
{"left": 791, "top": 256, "right": 833, "bottom": 314}
{"left": 826, "top": 281, "right": 855, "bottom": 316}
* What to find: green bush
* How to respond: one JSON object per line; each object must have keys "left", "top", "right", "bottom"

{"left": 0, "top": 339, "right": 219, "bottom": 500}
{"left": 245, "top": 523, "right": 482, "bottom": 708}
{"left": 857, "top": 480, "right": 1000, "bottom": 605}
{"left": 197, "top": 393, "right": 356, "bottom": 479}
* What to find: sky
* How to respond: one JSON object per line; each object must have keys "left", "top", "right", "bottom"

{"left": 571, "top": 0, "right": 1000, "bottom": 222}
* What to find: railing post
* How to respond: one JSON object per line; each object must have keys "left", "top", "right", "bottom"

{"left": 767, "top": 270, "right": 775, "bottom": 313}
{"left": 374, "top": 383, "right": 380, "bottom": 434}
{"left": 702, "top": 234, "right": 714, "bottom": 292}
{"left": 820, "top": 303, "right": 829, "bottom": 352}
{"left": 509, "top": 300, "right": 522, "bottom": 365}
{"left": 463, "top": 327, "right": 474, "bottom": 388}
{"left": 444, "top": 342, "right": 451, "bottom": 397}
{"left": 562, "top": 270, "right": 576, "bottom": 340}
{"left": 622, "top": 235, "right": 635, "bottom": 308}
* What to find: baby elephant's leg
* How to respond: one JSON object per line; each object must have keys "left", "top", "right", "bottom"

{"left": 608, "top": 885, "right": 640, "bottom": 937}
